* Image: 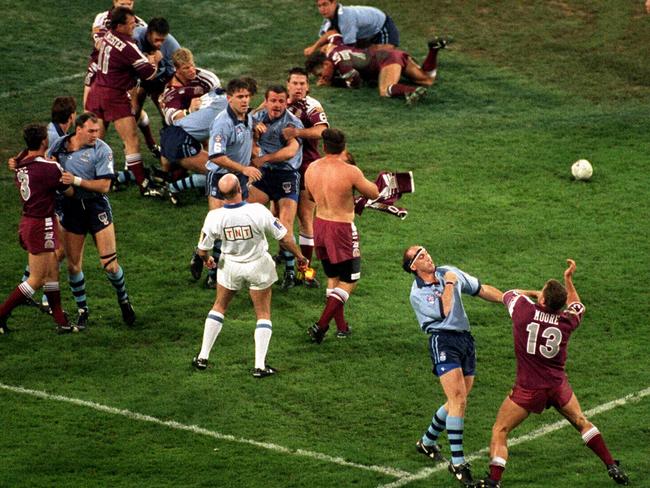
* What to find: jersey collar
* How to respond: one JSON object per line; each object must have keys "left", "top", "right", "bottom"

{"left": 224, "top": 201, "right": 246, "bottom": 209}
{"left": 226, "top": 105, "right": 250, "bottom": 127}
{"left": 414, "top": 273, "right": 441, "bottom": 288}
{"left": 53, "top": 123, "right": 66, "bottom": 137}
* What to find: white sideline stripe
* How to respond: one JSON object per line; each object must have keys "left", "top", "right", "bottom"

{"left": 0, "top": 382, "right": 410, "bottom": 479}
{"left": 377, "top": 386, "right": 650, "bottom": 488}
{"left": 0, "top": 73, "right": 84, "bottom": 99}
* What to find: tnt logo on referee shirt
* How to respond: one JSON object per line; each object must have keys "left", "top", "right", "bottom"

{"left": 224, "top": 225, "right": 253, "bottom": 241}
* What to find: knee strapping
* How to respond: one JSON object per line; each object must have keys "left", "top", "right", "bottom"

{"left": 100, "top": 252, "right": 118, "bottom": 269}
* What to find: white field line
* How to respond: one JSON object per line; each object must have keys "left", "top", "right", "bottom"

{"left": 1, "top": 382, "right": 647, "bottom": 484}
{"left": 0, "top": 382, "right": 410, "bottom": 479}
{"left": 377, "top": 386, "right": 650, "bottom": 488}
{"left": 0, "top": 73, "right": 84, "bottom": 99}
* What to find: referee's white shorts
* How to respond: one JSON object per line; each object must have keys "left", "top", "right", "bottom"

{"left": 217, "top": 253, "right": 278, "bottom": 291}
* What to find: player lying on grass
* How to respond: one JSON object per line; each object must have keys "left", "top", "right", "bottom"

{"left": 305, "top": 33, "right": 449, "bottom": 105}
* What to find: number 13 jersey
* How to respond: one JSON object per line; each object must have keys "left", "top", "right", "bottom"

{"left": 503, "top": 290, "right": 584, "bottom": 389}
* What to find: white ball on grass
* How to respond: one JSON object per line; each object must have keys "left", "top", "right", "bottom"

{"left": 571, "top": 159, "right": 593, "bottom": 180}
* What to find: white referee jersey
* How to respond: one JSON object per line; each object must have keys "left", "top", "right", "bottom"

{"left": 198, "top": 202, "right": 287, "bottom": 263}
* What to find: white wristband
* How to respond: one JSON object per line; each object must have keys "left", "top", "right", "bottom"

{"left": 73, "top": 176, "right": 82, "bottom": 186}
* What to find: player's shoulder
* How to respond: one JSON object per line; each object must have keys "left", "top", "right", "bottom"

{"left": 564, "top": 301, "right": 585, "bottom": 317}
{"left": 504, "top": 290, "right": 534, "bottom": 312}
{"left": 252, "top": 108, "right": 268, "bottom": 122}
{"left": 304, "top": 95, "right": 325, "bottom": 111}
{"left": 436, "top": 264, "right": 458, "bottom": 274}
{"left": 247, "top": 202, "right": 272, "bottom": 214}
{"left": 196, "top": 68, "right": 221, "bottom": 88}
{"left": 126, "top": 38, "right": 144, "bottom": 53}
{"left": 205, "top": 206, "right": 226, "bottom": 223}
{"left": 94, "top": 138, "right": 113, "bottom": 154}
{"left": 212, "top": 108, "right": 232, "bottom": 125}
{"left": 163, "top": 32, "right": 181, "bottom": 49}
{"left": 284, "top": 109, "right": 303, "bottom": 126}
{"left": 36, "top": 156, "right": 64, "bottom": 173}
{"left": 93, "top": 10, "right": 110, "bottom": 28}
{"left": 242, "top": 202, "right": 275, "bottom": 223}
{"left": 48, "top": 134, "right": 68, "bottom": 154}
{"left": 132, "top": 25, "right": 147, "bottom": 42}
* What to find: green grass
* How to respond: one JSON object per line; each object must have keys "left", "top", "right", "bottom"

{"left": 1, "top": 1, "right": 649, "bottom": 487}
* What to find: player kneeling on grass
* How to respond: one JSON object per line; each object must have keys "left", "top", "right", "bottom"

{"left": 305, "top": 33, "right": 449, "bottom": 105}
{"left": 191, "top": 174, "right": 307, "bottom": 378}
{"left": 1, "top": 124, "right": 74, "bottom": 335}
{"left": 474, "top": 260, "right": 629, "bottom": 487}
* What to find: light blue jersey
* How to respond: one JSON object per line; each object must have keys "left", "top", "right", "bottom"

{"left": 206, "top": 106, "right": 254, "bottom": 174}
{"left": 319, "top": 4, "right": 386, "bottom": 45}
{"left": 409, "top": 265, "right": 481, "bottom": 333}
{"left": 133, "top": 26, "right": 181, "bottom": 82}
{"left": 176, "top": 89, "right": 228, "bottom": 142}
{"left": 252, "top": 109, "right": 304, "bottom": 171}
{"left": 47, "top": 122, "right": 67, "bottom": 151}
{"left": 48, "top": 135, "right": 114, "bottom": 200}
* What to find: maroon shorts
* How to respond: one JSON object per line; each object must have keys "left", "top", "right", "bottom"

{"left": 19, "top": 216, "right": 59, "bottom": 254}
{"left": 86, "top": 85, "right": 133, "bottom": 121}
{"left": 377, "top": 50, "right": 410, "bottom": 70}
{"left": 314, "top": 217, "right": 360, "bottom": 264}
{"left": 509, "top": 378, "right": 574, "bottom": 414}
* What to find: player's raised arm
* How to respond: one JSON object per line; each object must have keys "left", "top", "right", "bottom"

{"left": 441, "top": 270, "right": 457, "bottom": 317}
{"left": 478, "top": 284, "right": 504, "bottom": 303}
{"left": 304, "top": 30, "right": 339, "bottom": 57}
{"left": 564, "top": 258, "right": 580, "bottom": 304}
{"left": 514, "top": 289, "right": 541, "bottom": 300}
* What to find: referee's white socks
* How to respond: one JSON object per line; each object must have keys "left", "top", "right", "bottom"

{"left": 254, "top": 320, "right": 273, "bottom": 369}
{"left": 199, "top": 311, "right": 224, "bottom": 360}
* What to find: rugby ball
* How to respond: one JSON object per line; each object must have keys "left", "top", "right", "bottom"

{"left": 571, "top": 159, "right": 593, "bottom": 181}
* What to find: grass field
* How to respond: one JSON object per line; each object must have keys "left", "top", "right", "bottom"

{"left": 1, "top": 1, "right": 649, "bottom": 487}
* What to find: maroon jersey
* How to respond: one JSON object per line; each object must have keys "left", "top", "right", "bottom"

{"left": 504, "top": 290, "right": 584, "bottom": 389}
{"left": 322, "top": 34, "right": 409, "bottom": 87}
{"left": 287, "top": 96, "right": 329, "bottom": 165}
{"left": 160, "top": 69, "right": 220, "bottom": 125}
{"left": 85, "top": 10, "right": 146, "bottom": 85}
{"left": 95, "top": 29, "right": 156, "bottom": 91}
{"left": 14, "top": 156, "right": 67, "bottom": 218}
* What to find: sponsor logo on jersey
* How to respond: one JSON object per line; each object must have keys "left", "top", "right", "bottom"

{"left": 213, "top": 134, "right": 222, "bottom": 153}
{"left": 224, "top": 225, "right": 253, "bottom": 241}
